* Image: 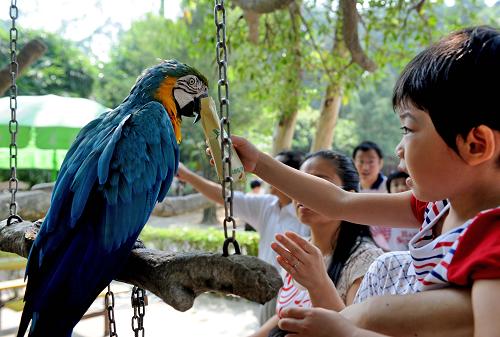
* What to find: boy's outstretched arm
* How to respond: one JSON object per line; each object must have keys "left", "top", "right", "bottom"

{"left": 232, "top": 136, "right": 419, "bottom": 228}
{"left": 342, "top": 288, "right": 473, "bottom": 337}
{"left": 472, "top": 279, "right": 500, "bottom": 337}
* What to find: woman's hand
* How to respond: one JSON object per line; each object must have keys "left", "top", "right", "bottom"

{"left": 271, "top": 231, "right": 331, "bottom": 290}
{"left": 176, "top": 162, "right": 190, "bottom": 182}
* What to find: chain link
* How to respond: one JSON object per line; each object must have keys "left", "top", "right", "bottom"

{"left": 105, "top": 285, "right": 119, "bottom": 337}
{"left": 214, "top": 0, "right": 237, "bottom": 243}
{"left": 131, "top": 286, "right": 146, "bottom": 337}
{"left": 7, "top": 0, "right": 22, "bottom": 226}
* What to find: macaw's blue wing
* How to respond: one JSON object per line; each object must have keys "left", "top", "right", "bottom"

{"left": 18, "top": 101, "right": 179, "bottom": 337}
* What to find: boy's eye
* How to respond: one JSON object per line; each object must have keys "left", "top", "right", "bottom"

{"left": 400, "top": 126, "right": 411, "bottom": 135}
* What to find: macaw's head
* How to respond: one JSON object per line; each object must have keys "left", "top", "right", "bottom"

{"left": 137, "top": 59, "right": 208, "bottom": 143}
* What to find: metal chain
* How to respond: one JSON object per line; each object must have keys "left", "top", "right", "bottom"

{"left": 7, "top": 0, "right": 22, "bottom": 226}
{"left": 214, "top": 0, "right": 237, "bottom": 247}
{"left": 131, "top": 286, "right": 146, "bottom": 337}
{"left": 105, "top": 285, "right": 119, "bottom": 337}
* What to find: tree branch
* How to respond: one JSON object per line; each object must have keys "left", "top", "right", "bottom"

{"left": 340, "top": 0, "right": 377, "bottom": 72}
{"left": 0, "top": 190, "right": 215, "bottom": 221}
{"left": 0, "top": 219, "right": 282, "bottom": 311}
{"left": 297, "top": 9, "right": 335, "bottom": 84}
{"left": 243, "top": 10, "right": 261, "bottom": 44}
{"left": 0, "top": 38, "right": 47, "bottom": 96}
{"left": 233, "top": 0, "right": 295, "bottom": 14}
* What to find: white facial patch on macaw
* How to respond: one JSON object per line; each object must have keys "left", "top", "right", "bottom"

{"left": 173, "top": 74, "right": 208, "bottom": 109}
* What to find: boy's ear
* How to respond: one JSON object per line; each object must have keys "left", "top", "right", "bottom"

{"left": 456, "top": 125, "right": 496, "bottom": 166}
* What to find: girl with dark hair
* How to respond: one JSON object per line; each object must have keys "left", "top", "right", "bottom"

{"left": 249, "top": 151, "right": 382, "bottom": 337}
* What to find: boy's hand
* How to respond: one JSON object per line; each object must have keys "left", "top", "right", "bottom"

{"left": 231, "top": 135, "right": 260, "bottom": 173}
{"left": 205, "top": 135, "right": 260, "bottom": 173}
{"left": 279, "top": 307, "right": 360, "bottom": 337}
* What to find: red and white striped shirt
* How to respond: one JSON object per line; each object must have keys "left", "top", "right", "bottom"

{"left": 409, "top": 196, "right": 500, "bottom": 291}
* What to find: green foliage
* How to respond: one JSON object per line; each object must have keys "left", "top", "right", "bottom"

{"left": 139, "top": 226, "right": 260, "bottom": 256}
{"left": 340, "top": 68, "right": 401, "bottom": 159}
{"left": 0, "top": 28, "right": 97, "bottom": 97}
{"left": 0, "top": 168, "right": 53, "bottom": 187}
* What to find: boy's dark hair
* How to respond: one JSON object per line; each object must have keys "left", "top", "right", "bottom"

{"left": 275, "top": 150, "right": 306, "bottom": 170}
{"left": 393, "top": 26, "right": 500, "bottom": 152}
{"left": 303, "top": 150, "right": 371, "bottom": 285}
{"left": 386, "top": 170, "right": 410, "bottom": 193}
{"left": 352, "top": 140, "right": 384, "bottom": 160}
{"left": 249, "top": 179, "right": 261, "bottom": 189}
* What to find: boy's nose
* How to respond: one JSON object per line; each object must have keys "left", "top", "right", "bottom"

{"left": 395, "top": 141, "right": 404, "bottom": 159}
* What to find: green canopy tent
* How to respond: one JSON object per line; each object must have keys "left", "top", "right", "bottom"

{"left": 0, "top": 94, "right": 109, "bottom": 179}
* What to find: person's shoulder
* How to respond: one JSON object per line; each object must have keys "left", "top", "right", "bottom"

{"left": 349, "top": 238, "right": 384, "bottom": 261}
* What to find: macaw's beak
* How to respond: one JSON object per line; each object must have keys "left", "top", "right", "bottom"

{"left": 178, "top": 93, "right": 207, "bottom": 124}
{"left": 192, "top": 93, "right": 207, "bottom": 124}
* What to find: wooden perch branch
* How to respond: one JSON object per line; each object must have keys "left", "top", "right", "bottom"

{"left": 0, "top": 38, "right": 47, "bottom": 96}
{"left": 0, "top": 219, "right": 282, "bottom": 312}
{"left": 340, "top": 0, "right": 377, "bottom": 72}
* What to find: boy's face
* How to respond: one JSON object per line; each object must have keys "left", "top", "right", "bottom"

{"left": 396, "top": 105, "right": 464, "bottom": 201}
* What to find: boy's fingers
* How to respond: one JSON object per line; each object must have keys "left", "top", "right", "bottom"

{"left": 278, "top": 318, "right": 301, "bottom": 333}
{"left": 230, "top": 135, "right": 244, "bottom": 147}
{"left": 281, "top": 307, "right": 308, "bottom": 319}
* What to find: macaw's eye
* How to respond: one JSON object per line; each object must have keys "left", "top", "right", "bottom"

{"left": 189, "top": 78, "right": 196, "bottom": 86}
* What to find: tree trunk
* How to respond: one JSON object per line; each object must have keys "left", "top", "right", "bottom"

{"left": 310, "top": 13, "right": 348, "bottom": 152}
{"left": 201, "top": 205, "right": 218, "bottom": 225}
{"left": 310, "top": 83, "right": 343, "bottom": 151}
{"left": 271, "top": 2, "right": 302, "bottom": 155}
{"left": 159, "top": 0, "right": 165, "bottom": 17}
{"left": 0, "top": 39, "right": 47, "bottom": 96}
{"left": 272, "top": 111, "right": 299, "bottom": 154}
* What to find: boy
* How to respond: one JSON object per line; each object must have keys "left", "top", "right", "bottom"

{"left": 228, "top": 26, "right": 499, "bottom": 336}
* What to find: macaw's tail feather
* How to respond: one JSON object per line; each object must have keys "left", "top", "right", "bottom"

{"left": 16, "top": 306, "right": 32, "bottom": 337}
{"left": 17, "top": 311, "right": 74, "bottom": 337}
{"left": 19, "top": 217, "right": 141, "bottom": 337}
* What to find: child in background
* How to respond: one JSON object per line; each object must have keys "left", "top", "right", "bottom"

{"left": 226, "top": 26, "right": 500, "bottom": 336}
{"left": 386, "top": 171, "right": 410, "bottom": 193}
{"left": 383, "top": 171, "right": 419, "bottom": 251}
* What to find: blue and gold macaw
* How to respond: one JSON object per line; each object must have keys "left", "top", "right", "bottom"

{"left": 17, "top": 60, "right": 208, "bottom": 337}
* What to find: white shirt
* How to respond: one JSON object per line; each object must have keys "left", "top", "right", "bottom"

{"left": 232, "top": 191, "right": 310, "bottom": 273}
{"left": 354, "top": 251, "right": 418, "bottom": 304}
